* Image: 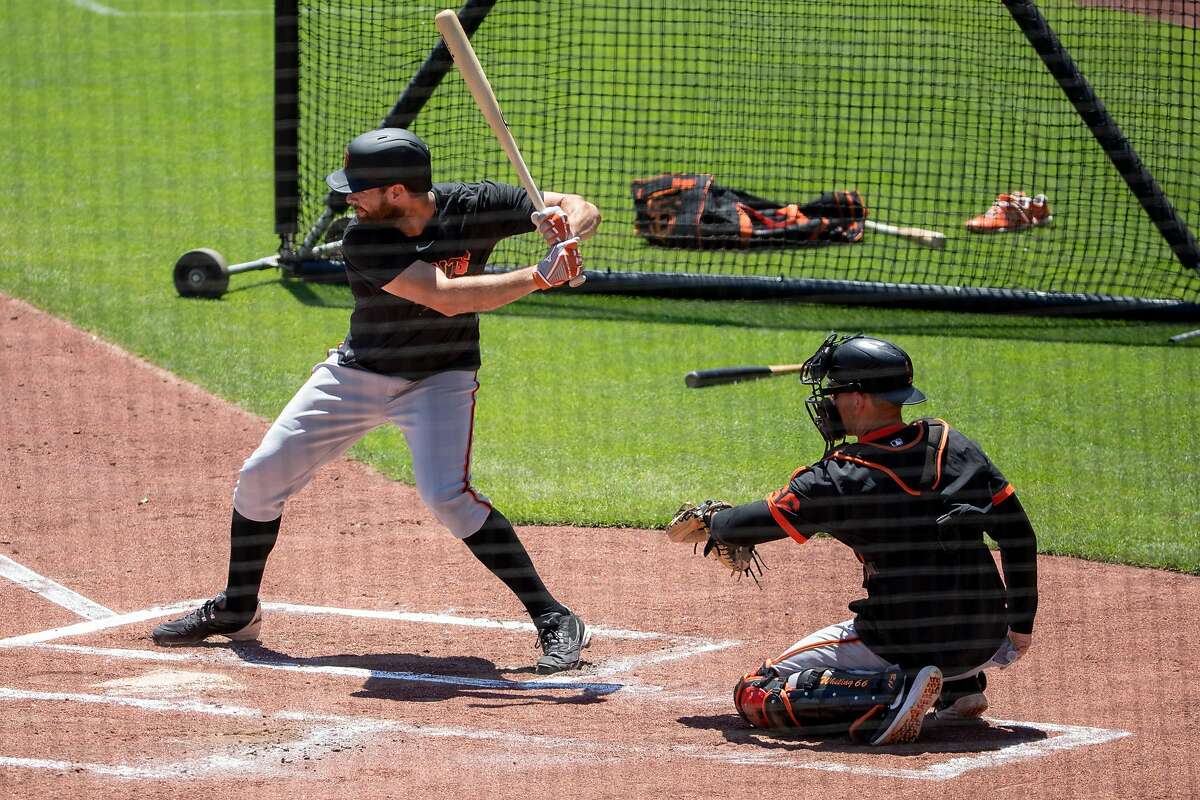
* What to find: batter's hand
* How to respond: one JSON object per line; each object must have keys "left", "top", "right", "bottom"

{"left": 533, "top": 238, "right": 583, "bottom": 289}
{"left": 532, "top": 206, "right": 572, "bottom": 245}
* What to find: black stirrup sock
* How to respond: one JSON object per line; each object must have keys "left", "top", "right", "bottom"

{"left": 463, "top": 507, "right": 566, "bottom": 621}
{"left": 223, "top": 509, "right": 281, "bottom": 615}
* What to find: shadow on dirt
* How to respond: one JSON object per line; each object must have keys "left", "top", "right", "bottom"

{"left": 677, "top": 712, "right": 1048, "bottom": 755}
{"left": 225, "top": 642, "right": 616, "bottom": 708}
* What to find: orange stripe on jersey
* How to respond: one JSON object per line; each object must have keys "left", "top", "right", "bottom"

{"left": 767, "top": 497, "right": 809, "bottom": 544}
{"left": 930, "top": 421, "right": 949, "bottom": 490}
{"left": 462, "top": 371, "right": 493, "bottom": 512}
{"left": 774, "top": 636, "right": 861, "bottom": 664}
{"left": 830, "top": 453, "right": 922, "bottom": 496}
{"left": 992, "top": 483, "right": 1015, "bottom": 505}
{"left": 788, "top": 464, "right": 813, "bottom": 482}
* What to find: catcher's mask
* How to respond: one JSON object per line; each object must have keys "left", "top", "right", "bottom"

{"left": 800, "top": 333, "right": 926, "bottom": 453}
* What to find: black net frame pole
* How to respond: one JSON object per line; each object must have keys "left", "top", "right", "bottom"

{"left": 536, "top": 269, "right": 1200, "bottom": 322}
{"left": 274, "top": 0, "right": 299, "bottom": 237}
{"left": 383, "top": 0, "right": 498, "bottom": 130}
{"left": 1002, "top": 0, "right": 1200, "bottom": 276}
{"left": 1169, "top": 328, "right": 1200, "bottom": 343}
{"left": 276, "top": 0, "right": 498, "bottom": 264}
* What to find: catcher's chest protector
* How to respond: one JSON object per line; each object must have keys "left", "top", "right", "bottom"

{"left": 830, "top": 418, "right": 950, "bottom": 498}
{"left": 630, "top": 172, "right": 865, "bottom": 249}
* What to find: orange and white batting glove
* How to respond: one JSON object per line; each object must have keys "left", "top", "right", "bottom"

{"left": 531, "top": 205, "right": 573, "bottom": 245}
{"left": 533, "top": 237, "right": 584, "bottom": 289}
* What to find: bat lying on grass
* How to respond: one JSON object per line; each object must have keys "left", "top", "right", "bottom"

{"left": 864, "top": 219, "right": 946, "bottom": 249}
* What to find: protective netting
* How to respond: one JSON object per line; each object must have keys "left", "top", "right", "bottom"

{"left": 285, "top": 0, "right": 1199, "bottom": 305}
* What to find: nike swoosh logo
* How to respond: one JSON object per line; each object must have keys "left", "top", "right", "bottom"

{"left": 415, "top": 241, "right": 434, "bottom": 252}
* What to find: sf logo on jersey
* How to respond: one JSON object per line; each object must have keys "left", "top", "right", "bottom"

{"left": 431, "top": 252, "right": 471, "bottom": 278}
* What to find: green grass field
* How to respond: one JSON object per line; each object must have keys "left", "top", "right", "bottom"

{"left": 304, "top": 0, "right": 1200, "bottom": 302}
{"left": 0, "top": 0, "right": 1197, "bottom": 573}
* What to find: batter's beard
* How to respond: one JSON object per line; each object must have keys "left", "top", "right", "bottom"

{"left": 353, "top": 203, "right": 404, "bottom": 224}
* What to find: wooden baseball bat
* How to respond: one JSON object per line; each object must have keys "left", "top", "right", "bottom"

{"left": 435, "top": 9, "right": 584, "bottom": 286}
{"left": 685, "top": 363, "right": 806, "bottom": 389}
{"left": 864, "top": 219, "right": 947, "bottom": 249}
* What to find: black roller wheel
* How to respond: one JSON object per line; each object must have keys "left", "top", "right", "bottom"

{"left": 173, "top": 248, "right": 230, "bottom": 298}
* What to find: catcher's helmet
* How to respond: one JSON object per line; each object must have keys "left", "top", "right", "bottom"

{"left": 800, "top": 333, "right": 925, "bottom": 451}
{"left": 325, "top": 128, "right": 432, "bottom": 195}
{"left": 808, "top": 334, "right": 925, "bottom": 405}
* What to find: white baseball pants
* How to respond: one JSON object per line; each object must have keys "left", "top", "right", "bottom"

{"left": 232, "top": 353, "right": 493, "bottom": 539}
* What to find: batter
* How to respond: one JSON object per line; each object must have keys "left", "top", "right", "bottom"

{"left": 152, "top": 128, "right": 600, "bottom": 673}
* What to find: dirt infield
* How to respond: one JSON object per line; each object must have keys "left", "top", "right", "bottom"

{"left": 1077, "top": 0, "right": 1198, "bottom": 28}
{"left": 1, "top": 292, "right": 1197, "bottom": 799}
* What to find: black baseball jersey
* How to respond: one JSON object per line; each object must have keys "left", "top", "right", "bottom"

{"left": 709, "top": 418, "right": 1039, "bottom": 675}
{"left": 337, "top": 180, "right": 536, "bottom": 379}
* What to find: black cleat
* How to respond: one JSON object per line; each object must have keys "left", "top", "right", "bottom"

{"left": 151, "top": 592, "right": 262, "bottom": 647}
{"left": 866, "top": 665, "right": 943, "bottom": 745}
{"left": 534, "top": 610, "right": 590, "bottom": 674}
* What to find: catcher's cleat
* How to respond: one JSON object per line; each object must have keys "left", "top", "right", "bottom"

{"left": 855, "top": 665, "right": 942, "bottom": 746}
{"left": 964, "top": 192, "right": 1053, "bottom": 233}
{"left": 931, "top": 692, "right": 989, "bottom": 724}
{"left": 151, "top": 592, "right": 262, "bottom": 647}
{"left": 534, "top": 610, "right": 591, "bottom": 674}
{"left": 931, "top": 671, "right": 988, "bottom": 724}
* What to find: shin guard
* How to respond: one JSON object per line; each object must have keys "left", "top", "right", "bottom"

{"left": 737, "top": 666, "right": 905, "bottom": 738}
{"left": 733, "top": 663, "right": 783, "bottom": 729}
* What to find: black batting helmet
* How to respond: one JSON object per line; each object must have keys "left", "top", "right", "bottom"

{"left": 325, "top": 128, "right": 432, "bottom": 195}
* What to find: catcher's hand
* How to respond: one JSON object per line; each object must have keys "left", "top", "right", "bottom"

{"left": 703, "top": 537, "right": 767, "bottom": 586}
{"left": 665, "top": 500, "right": 767, "bottom": 586}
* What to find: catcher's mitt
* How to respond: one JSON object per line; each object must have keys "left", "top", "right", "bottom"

{"left": 665, "top": 500, "right": 767, "bottom": 586}
{"left": 665, "top": 499, "right": 731, "bottom": 544}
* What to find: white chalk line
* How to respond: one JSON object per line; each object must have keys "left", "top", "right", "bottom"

{"left": 0, "top": 554, "right": 115, "bottom": 620}
{"left": 680, "top": 718, "right": 1132, "bottom": 779}
{"left": 23, "top": 641, "right": 731, "bottom": 709}
{"left": 0, "top": 686, "right": 625, "bottom": 780}
{"left": 0, "top": 551, "right": 735, "bottom": 698}
{"left": 0, "top": 686, "right": 393, "bottom": 780}
{"left": 0, "top": 600, "right": 739, "bottom": 699}
{"left": 0, "top": 685, "right": 1132, "bottom": 781}
{"left": 269, "top": 601, "right": 670, "bottom": 641}
{"left": 0, "top": 556, "right": 1132, "bottom": 778}
{"left": 0, "top": 601, "right": 175, "bottom": 647}
{"left": 68, "top": 0, "right": 268, "bottom": 17}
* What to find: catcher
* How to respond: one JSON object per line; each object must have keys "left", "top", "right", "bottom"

{"left": 666, "top": 333, "right": 1038, "bottom": 746}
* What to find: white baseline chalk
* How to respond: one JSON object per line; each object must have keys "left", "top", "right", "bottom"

{"left": 0, "top": 554, "right": 114, "bottom": 620}
{"left": 0, "top": 686, "right": 1132, "bottom": 781}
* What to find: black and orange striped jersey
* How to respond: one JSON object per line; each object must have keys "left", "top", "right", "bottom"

{"left": 708, "top": 417, "right": 1038, "bottom": 675}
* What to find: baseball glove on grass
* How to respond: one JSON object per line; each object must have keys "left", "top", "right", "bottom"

{"left": 666, "top": 500, "right": 766, "bottom": 586}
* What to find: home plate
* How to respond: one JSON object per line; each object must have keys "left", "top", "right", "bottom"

{"left": 94, "top": 669, "right": 243, "bottom": 697}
